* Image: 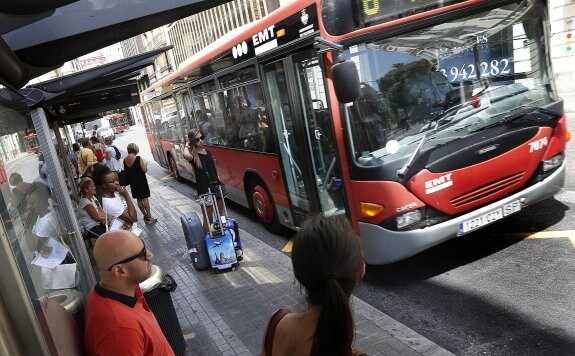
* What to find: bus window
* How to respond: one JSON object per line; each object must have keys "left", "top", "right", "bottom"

{"left": 224, "top": 83, "right": 269, "bottom": 152}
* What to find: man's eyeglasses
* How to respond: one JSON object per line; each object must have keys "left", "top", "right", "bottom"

{"left": 107, "top": 242, "right": 147, "bottom": 271}
{"left": 195, "top": 136, "right": 204, "bottom": 142}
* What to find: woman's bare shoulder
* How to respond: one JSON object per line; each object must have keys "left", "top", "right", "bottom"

{"left": 274, "top": 311, "right": 315, "bottom": 353}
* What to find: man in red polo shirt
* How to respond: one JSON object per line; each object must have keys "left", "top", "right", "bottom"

{"left": 84, "top": 230, "right": 174, "bottom": 356}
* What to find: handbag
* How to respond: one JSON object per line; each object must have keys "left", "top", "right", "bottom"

{"left": 205, "top": 170, "right": 227, "bottom": 198}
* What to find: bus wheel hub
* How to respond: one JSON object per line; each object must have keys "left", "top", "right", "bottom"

{"left": 253, "top": 186, "right": 273, "bottom": 223}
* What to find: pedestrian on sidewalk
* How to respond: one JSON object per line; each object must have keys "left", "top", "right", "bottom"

{"left": 84, "top": 230, "right": 174, "bottom": 356}
{"left": 91, "top": 136, "right": 105, "bottom": 163}
{"left": 92, "top": 152, "right": 111, "bottom": 204}
{"left": 80, "top": 137, "right": 97, "bottom": 179}
{"left": 77, "top": 177, "right": 108, "bottom": 241}
{"left": 183, "top": 128, "right": 224, "bottom": 232}
{"left": 104, "top": 137, "right": 122, "bottom": 173}
{"left": 101, "top": 171, "right": 139, "bottom": 234}
{"left": 262, "top": 214, "right": 366, "bottom": 356}
{"left": 123, "top": 143, "right": 156, "bottom": 224}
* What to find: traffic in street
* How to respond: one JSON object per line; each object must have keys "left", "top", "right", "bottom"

{"left": 112, "top": 112, "right": 575, "bottom": 355}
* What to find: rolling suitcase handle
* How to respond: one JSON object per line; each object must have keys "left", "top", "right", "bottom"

{"left": 209, "top": 187, "right": 225, "bottom": 236}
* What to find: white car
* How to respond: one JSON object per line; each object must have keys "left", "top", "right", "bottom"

{"left": 96, "top": 126, "right": 115, "bottom": 140}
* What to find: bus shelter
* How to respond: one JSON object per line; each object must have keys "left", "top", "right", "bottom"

{"left": 0, "top": 0, "right": 230, "bottom": 354}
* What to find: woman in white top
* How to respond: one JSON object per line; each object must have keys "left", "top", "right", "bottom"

{"left": 26, "top": 182, "right": 59, "bottom": 257}
{"left": 77, "top": 177, "right": 107, "bottom": 240}
{"left": 100, "top": 171, "right": 138, "bottom": 232}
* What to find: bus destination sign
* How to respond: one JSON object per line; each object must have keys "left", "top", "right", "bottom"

{"left": 357, "top": 0, "right": 468, "bottom": 27}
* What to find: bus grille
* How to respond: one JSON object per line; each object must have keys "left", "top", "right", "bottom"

{"left": 450, "top": 172, "right": 525, "bottom": 208}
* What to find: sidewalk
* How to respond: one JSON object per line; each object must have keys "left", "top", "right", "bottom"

{"left": 137, "top": 173, "right": 453, "bottom": 356}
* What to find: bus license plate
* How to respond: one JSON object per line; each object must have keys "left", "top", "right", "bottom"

{"left": 459, "top": 200, "right": 521, "bottom": 235}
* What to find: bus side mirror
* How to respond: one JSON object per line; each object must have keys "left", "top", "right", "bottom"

{"left": 332, "top": 61, "right": 360, "bottom": 103}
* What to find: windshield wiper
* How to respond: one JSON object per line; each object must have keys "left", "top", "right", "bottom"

{"left": 469, "top": 104, "right": 535, "bottom": 133}
{"left": 397, "top": 131, "right": 430, "bottom": 180}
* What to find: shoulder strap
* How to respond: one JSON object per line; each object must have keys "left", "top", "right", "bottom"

{"left": 264, "top": 309, "right": 291, "bottom": 356}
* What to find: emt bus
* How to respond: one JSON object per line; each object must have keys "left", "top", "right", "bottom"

{"left": 24, "top": 131, "right": 40, "bottom": 154}
{"left": 141, "top": 0, "right": 569, "bottom": 264}
{"left": 108, "top": 113, "right": 131, "bottom": 134}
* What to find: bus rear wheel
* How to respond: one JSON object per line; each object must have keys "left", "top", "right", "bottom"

{"left": 168, "top": 155, "right": 181, "bottom": 181}
{"left": 250, "top": 180, "right": 283, "bottom": 233}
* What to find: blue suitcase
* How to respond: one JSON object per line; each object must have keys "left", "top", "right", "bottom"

{"left": 205, "top": 229, "right": 237, "bottom": 272}
{"left": 180, "top": 212, "right": 211, "bottom": 271}
{"left": 200, "top": 186, "right": 239, "bottom": 273}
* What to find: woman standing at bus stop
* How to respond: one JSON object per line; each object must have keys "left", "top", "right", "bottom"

{"left": 123, "top": 143, "right": 157, "bottom": 224}
{"left": 183, "top": 128, "right": 225, "bottom": 232}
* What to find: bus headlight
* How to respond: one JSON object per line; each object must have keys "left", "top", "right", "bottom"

{"left": 542, "top": 153, "right": 564, "bottom": 172}
{"left": 396, "top": 209, "right": 422, "bottom": 229}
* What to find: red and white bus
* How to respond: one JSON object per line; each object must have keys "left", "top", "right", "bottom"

{"left": 141, "top": 0, "right": 569, "bottom": 264}
{"left": 107, "top": 113, "right": 131, "bottom": 134}
{"left": 24, "top": 132, "right": 40, "bottom": 154}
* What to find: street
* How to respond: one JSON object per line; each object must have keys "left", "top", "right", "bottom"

{"left": 114, "top": 119, "right": 575, "bottom": 355}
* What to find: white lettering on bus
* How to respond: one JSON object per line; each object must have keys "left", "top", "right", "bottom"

{"left": 528, "top": 137, "right": 548, "bottom": 152}
{"left": 253, "top": 25, "right": 275, "bottom": 46}
{"left": 424, "top": 173, "right": 453, "bottom": 194}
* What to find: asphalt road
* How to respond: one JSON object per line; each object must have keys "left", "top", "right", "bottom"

{"left": 115, "top": 121, "right": 575, "bottom": 355}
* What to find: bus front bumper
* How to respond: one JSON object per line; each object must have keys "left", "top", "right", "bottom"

{"left": 359, "top": 163, "right": 566, "bottom": 265}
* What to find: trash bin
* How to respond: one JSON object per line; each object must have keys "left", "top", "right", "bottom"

{"left": 41, "top": 288, "right": 84, "bottom": 329}
{"left": 139, "top": 265, "right": 186, "bottom": 356}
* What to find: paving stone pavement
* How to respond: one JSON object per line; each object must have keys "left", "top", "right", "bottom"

{"left": 135, "top": 173, "right": 454, "bottom": 356}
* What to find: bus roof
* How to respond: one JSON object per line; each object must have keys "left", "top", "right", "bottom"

{"left": 141, "top": 0, "right": 315, "bottom": 97}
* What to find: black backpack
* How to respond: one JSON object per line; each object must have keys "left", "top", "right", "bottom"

{"left": 112, "top": 145, "right": 121, "bottom": 160}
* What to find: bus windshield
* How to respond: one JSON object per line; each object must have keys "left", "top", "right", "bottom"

{"left": 343, "top": 2, "right": 555, "bottom": 166}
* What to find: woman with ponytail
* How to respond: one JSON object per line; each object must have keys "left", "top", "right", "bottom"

{"left": 262, "top": 214, "right": 366, "bottom": 356}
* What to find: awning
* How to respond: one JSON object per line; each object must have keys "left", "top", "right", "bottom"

{"left": 19, "top": 46, "right": 172, "bottom": 124}
{"left": 0, "top": 0, "right": 230, "bottom": 90}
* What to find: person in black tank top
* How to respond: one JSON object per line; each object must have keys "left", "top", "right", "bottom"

{"left": 183, "top": 128, "right": 225, "bottom": 232}
{"left": 124, "top": 143, "right": 156, "bottom": 224}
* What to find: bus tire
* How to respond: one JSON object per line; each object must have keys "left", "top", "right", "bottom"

{"left": 249, "top": 179, "right": 283, "bottom": 234}
{"left": 168, "top": 155, "right": 182, "bottom": 182}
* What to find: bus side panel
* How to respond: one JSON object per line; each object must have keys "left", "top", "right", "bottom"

{"left": 145, "top": 132, "right": 165, "bottom": 168}
{"left": 206, "top": 147, "right": 289, "bottom": 209}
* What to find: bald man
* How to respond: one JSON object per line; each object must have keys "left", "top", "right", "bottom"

{"left": 84, "top": 230, "right": 174, "bottom": 356}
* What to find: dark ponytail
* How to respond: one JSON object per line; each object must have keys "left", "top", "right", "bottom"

{"left": 291, "top": 214, "right": 363, "bottom": 356}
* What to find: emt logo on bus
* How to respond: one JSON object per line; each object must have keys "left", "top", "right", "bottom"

{"left": 425, "top": 173, "right": 453, "bottom": 194}
{"left": 253, "top": 25, "right": 277, "bottom": 56}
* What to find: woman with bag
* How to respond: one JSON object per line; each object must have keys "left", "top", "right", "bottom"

{"left": 77, "top": 177, "right": 108, "bottom": 242}
{"left": 261, "top": 214, "right": 367, "bottom": 356}
{"left": 123, "top": 143, "right": 156, "bottom": 224}
{"left": 183, "top": 128, "right": 225, "bottom": 232}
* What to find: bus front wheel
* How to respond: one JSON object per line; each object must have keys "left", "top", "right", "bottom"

{"left": 250, "top": 180, "right": 283, "bottom": 233}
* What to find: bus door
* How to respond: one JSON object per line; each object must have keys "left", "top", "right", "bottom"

{"left": 263, "top": 49, "right": 346, "bottom": 227}
{"left": 174, "top": 89, "right": 194, "bottom": 180}
{"left": 145, "top": 100, "right": 167, "bottom": 167}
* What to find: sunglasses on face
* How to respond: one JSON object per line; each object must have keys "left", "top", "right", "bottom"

{"left": 107, "top": 242, "right": 147, "bottom": 271}
{"left": 195, "top": 136, "right": 204, "bottom": 143}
